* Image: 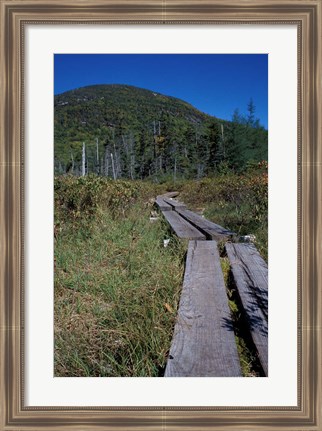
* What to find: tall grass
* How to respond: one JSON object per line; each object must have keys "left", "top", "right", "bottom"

{"left": 54, "top": 178, "right": 185, "bottom": 376}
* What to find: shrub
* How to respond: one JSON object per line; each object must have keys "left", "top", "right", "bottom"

{"left": 54, "top": 175, "right": 141, "bottom": 226}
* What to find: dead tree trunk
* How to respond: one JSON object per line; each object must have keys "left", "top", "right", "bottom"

{"left": 96, "top": 138, "right": 100, "bottom": 175}
{"left": 82, "top": 142, "right": 86, "bottom": 176}
{"left": 104, "top": 144, "right": 109, "bottom": 177}
{"left": 111, "top": 153, "right": 116, "bottom": 180}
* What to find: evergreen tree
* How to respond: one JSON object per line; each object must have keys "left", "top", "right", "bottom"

{"left": 205, "top": 120, "right": 222, "bottom": 173}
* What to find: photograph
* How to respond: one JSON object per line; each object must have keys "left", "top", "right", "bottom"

{"left": 1, "top": 0, "right": 321, "bottom": 428}
{"left": 54, "top": 53, "right": 268, "bottom": 378}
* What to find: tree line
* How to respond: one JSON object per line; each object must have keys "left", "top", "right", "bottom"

{"left": 54, "top": 98, "right": 267, "bottom": 180}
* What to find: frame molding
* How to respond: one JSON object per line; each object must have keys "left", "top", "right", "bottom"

{"left": 1, "top": 1, "right": 321, "bottom": 430}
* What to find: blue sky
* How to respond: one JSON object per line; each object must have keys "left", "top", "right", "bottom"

{"left": 54, "top": 54, "right": 268, "bottom": 129}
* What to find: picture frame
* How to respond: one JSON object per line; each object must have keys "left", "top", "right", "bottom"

{"left": 0, "top": 0, "right": 321, "bottom": 429}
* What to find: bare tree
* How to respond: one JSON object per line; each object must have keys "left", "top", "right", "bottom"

{"left": 82, "top": 142, "right": 86, "bottom": 176}
{"left": 96, "top": 138, "right": 100, "bottom": 175}
{"left": 103, "top": 143, "right": 109, "bottom": 177}
{"left": 111, "top": 152, "right": 116, "bottom": 180}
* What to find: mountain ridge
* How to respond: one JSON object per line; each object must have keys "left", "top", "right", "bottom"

{"left": 54, "top": 83, "right": 213, "bottom": 126}
{"left": 55, "top": 83, "right": 206, "bottom": 113}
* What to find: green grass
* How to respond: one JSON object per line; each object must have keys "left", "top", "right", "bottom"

{"left": 55, "top": 202, "right": 185, "bottom": 377}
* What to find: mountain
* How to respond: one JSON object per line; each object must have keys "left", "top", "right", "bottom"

{"left": 55, "top": 84, "right": 210, "bottom": 127}
{"left": 54, "top": 84, "right": 268, "bottom": 178}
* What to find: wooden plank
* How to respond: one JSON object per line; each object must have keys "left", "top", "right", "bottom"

{"left": 162, "top": 191, "right": 179, "bottom": 198}
{"left": 225, "top": 243, "right": 268, "bottom": 376}
{"left": 177, "top": 208, "right": 236, "bottom": 240}
{"left": 162, "top": 211, "right": 205, "bottom": 240}
{"left": 165, "top": 241, "right": 242, "bottom": 377}
{"left": 155, "top": 196, "right": 172, "bottom": 211}
{"left": 162, "top": 197, "right": 187, "bottom": 210}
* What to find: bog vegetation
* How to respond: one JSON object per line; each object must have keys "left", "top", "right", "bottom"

{"left": 54, "top": 85, "right": 268, "bottom": 377}
{"left": 54, "top": 166, "right": 268, "bottom": 377}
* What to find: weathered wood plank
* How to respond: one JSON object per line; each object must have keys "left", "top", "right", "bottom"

{"left": 162, "top": 191, "right": 179, "bottom": 198}
{"left": 162, "top": 197, "right": 187, "bottom": 210}
{"left": 225, "top": 242, "right": 268, "bottom": 376}
{"left": 155, "top": 196, "right": 172, "bottom": 211}
{"left": 165, "top": 241, "right": 242, "bottom": 377}
{"left": 162, "top": 211, "right": 205, "bottom": 240}
{"left": 177, "top": 208, "right": 236, "bottom": 240}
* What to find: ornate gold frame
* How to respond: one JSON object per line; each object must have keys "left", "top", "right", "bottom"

{"left": 0, "top": 1, "right": 321, "bottom": 430}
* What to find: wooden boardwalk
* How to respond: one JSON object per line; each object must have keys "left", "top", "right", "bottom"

{"left": 226, "top": 243, "right": 268, "bottom": 376}
{"left": 155, "top": 196, "right": 235, "bottom": 241}
{"left": 165, "top": 241, "right": 241, "bottom": 377}
{"left": 155, "top": 196, "right": 172, "bottom": 211}
{"left": 177, "top": 208, "right": 236, "bottom": 240}
{"left": 162, "top": 210, "right": 206, "bottom": 240}
{"left": 155, "top": 193, "right": 268, "bottom": 377}
{"left": 162, "top": 196, "right": 187, "bottom": 210}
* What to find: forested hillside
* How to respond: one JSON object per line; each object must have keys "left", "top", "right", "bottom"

{"left": 54, "top": 84, "right": 267, "bottom": 179}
